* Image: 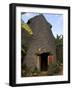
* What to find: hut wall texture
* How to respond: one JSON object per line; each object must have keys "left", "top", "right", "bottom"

{"left": 22, "top": 15, "right": 56, "bottom": 69}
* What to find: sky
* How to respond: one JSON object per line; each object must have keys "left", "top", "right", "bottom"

{"left": 21, "top": 13, "right": 63, "bottom": 38}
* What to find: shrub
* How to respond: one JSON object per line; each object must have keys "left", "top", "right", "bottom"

{"left": 48, "top": 61, "right": 61, "bottom": 75}
{"left": 32, "top": 67, "right": 40, "bottom": 76}
{"left": 21, "top": 64, "right": 32, "bottom": 77}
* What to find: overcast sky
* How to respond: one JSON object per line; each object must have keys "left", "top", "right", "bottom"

{"left": 21, "top": 13, "right": 63, "bottom": 38}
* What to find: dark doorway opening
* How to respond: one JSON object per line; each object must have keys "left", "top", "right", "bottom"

{"left": 40, "top": 53, "right": 48, "bottom": 71}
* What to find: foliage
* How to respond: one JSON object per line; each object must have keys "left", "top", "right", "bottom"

{"left": 55, "top": 34, "right": 63, "bottom": 46}
{"left": 31, "top": 67, "right": 40, "bottom": 76}
{"left": 21, "top": 65, "right": 40, "bottom": 77}
{"left": 21, "top": 47, "right": 26, "bottom": 54}
{"left": 55, "top": 34, "right": 63, "bottom": 63}
{"left": 48, "top": 61, "right": 61, "bottom": 75}
{"left": 22, "top": 44, "right": 29, "bottom": 53}
{"left": 21, "top": 64, "right": 32, "bottom": 77}
{"left": 21, "top": 23, "right": 33, "bottom": 35}
{"left": 21, "top": 45, "right": 28, "bottom": 64}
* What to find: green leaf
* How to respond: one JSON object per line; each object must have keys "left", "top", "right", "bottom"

{"left": 21, "top": 23, "right": 33, "bottom": 35}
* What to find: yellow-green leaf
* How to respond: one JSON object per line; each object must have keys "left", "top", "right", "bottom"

{"left": 21, "top": 23, "right": 33, "bottom": 35}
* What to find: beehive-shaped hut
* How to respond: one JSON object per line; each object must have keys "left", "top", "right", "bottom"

{"left": 22, "top": 15, "right": 56, "bottom": 71}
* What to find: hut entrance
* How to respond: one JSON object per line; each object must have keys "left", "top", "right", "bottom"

{"left": 36, "top": 52, "right": 52, "bottom": 71}
{"left": 40, "top": 53, "right": 48, "bottom": 71}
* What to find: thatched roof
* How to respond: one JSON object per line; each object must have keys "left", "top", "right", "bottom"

{"left": 22, "top": 14, "right": 56, "bottom": 68}
{"left": 27, "top": 14, "right": 52, "bottom": 28}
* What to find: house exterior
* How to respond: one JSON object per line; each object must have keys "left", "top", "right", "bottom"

{"left": 22, "top": 15, "right": 56, "bottom": 71}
